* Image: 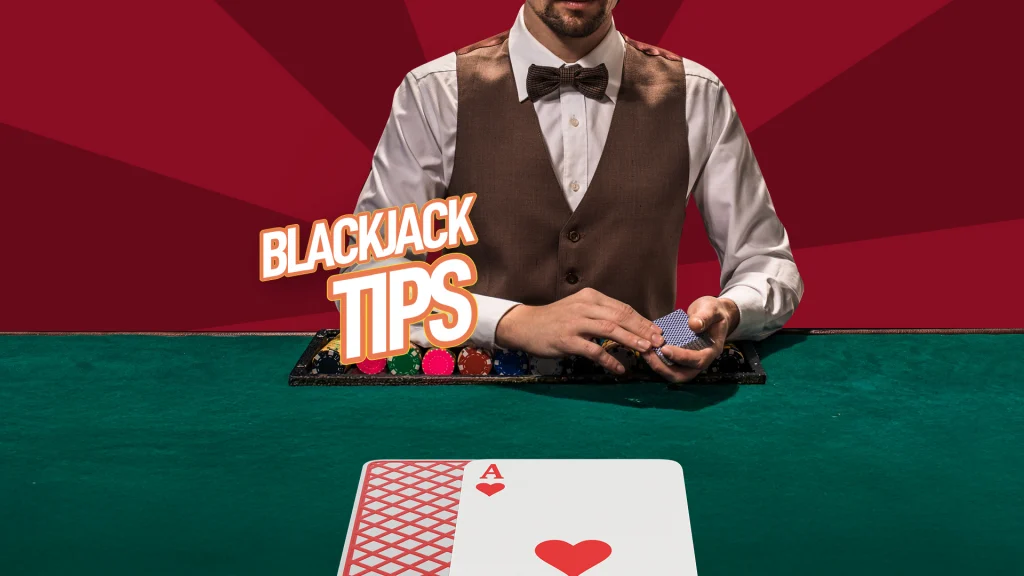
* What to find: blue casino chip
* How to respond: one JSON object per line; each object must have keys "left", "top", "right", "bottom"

{"left": 493, "top": 349, "right": 530, "bottom": 376}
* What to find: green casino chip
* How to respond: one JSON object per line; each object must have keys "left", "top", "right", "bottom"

{"left": 387, "top": 346, "right": 423, "bottom": 375}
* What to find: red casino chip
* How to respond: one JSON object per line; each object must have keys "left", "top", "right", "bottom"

{"left": 422, "top": 348, "right": 456, "bottom": 376}
{"left": 355, "top": 357, "right": 387, "bottom": 375}
{"left": 457, "top": 347, "right": 493, "bottom": 375}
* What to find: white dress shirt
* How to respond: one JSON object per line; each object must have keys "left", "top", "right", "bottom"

{"left": 350, "top": 7, "right": 803, "bottom": 348}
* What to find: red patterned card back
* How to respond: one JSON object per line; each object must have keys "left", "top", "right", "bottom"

{"left": 338, "top": 460, "right": 470, "bottom": 576}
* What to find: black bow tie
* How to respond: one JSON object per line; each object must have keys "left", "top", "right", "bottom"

{"left": 526, "top": 63, "right": 609, "bottom": 102}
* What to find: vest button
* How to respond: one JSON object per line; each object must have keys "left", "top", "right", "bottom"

{"left": 565, "top": 271, "right": 579, "bottom": 284}
{"left": 567, "top": 230, "right": 581, "bottom": 242}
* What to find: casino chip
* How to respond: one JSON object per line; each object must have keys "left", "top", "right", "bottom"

{"left": 711, "top": 343, "right": 745, "bottom": 373}
{"left": 555, "top": 338, "right": 604, "bottom": 377}
{"left": 423, "top": 348, "right": 456, "bottom": 376}
{"left": 310, "top": 349, "right": 343, "bottom": 375}
{"left": 387, "top": 346, "right": 423, "bottom": 375}
{"left": 321, "top": 338, "right": 341, "bottom": 352}
{"left": 530, "top": 356, "right": 563, "bottom": 376}
{"left": 493, "top": 349, "right": 529, "bottom": 376}
{"left": 354, "top": 357, "right": 387, "bottom": 375}
{"left": 561, "top": 355, "right": 600, "bottom": 376}
{"left": 457, "top": 347, "right": 493, "bottom": 375}
{"left": 601, "top": 341, "right": 639, "bottom": 374}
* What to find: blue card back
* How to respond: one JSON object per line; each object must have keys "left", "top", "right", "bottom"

{"left": 653, "top": 309, "right": 713, "bottom": 365}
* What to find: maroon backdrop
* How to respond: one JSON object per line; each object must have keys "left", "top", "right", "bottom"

{"left": 2, "top": 0, "right": 1021, "bottom": 331}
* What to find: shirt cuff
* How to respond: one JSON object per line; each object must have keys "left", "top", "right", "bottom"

{"left": 719, "top": 285, "right": 766, "bottom": 341}
{"left": 409, "top": 294, "right": 520, "bottom": 350}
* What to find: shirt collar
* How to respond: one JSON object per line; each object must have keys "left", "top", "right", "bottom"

{"left": 508, "top": 5, "right": 624, "bottom": 103}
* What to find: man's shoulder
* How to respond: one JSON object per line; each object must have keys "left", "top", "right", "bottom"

{"left": 404, "top": 29, "right": 510, "bottom": 83}
{"left": 622, "top": 34, "right": 684, "bottom": 63}
{"left": 681, "top": 58, "right": 722, "bottom": 88}
{"left": 455, "top": 31, "right": 510, "bottom": 56}
{"left": 621, "top": 34, "right": 721, "bottom": 87}
{"left": 408, "top": 52, "right": 457, "bottom": 83}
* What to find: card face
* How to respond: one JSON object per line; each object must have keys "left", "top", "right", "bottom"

{"left": 338, "top": 460, "right": 470, "bottom": 576}
{"left": 654, "top": 310, "right": 713, "bottom": 365}
{"left": 448, "top": 460, "right": 697, "bottom": 576}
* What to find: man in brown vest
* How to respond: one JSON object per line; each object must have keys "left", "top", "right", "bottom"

{"left": 350, "top": 0, "right": 803, "bottom": 382}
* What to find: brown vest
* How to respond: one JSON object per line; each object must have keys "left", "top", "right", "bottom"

{"left": 446, "top": 32, "right": 689, "bottom": 321}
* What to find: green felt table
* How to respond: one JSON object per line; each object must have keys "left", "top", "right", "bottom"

{"left": 1, "top": 333, "right": 1022, "bottom": 575}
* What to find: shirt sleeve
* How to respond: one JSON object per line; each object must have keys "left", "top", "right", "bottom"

{"left": 343, "top": 64, "right": 521, "bottom": 349}
{"left": 691, "top": 82, "right": 804, "bottom": 341}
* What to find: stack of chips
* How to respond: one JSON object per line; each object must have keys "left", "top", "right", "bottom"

{"left": 601, "top": 339, "right": 640, "bottom": 374}
{"left": 710, "top": 343, "right": 745, "bottom": 373}
{"left": 423, "top": 348, "right": 456, "bottom": 376}
{"left": 457, "top": 347, "right": 494, "bottom": 375}
{"left": 387, "top": 346, "right": 423, "bottom": 375}
{"left": 530, "top": 356, "right": 563, "bottom": 376}
{"left": 493, "top": 349, "right": 530, "bottom": 376}
{"left": 562, "top": 355, "right": 600, "bottom": 376}
{"left": 310, "top": 349, "right": 342, "bottom": 374}
{"left": 354, "top": 357, "right": 387, "bottom": 375}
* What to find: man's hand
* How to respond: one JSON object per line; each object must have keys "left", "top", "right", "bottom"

{"left": 641, "top": 296, "right": 741, "bottom": 384}
{"left": 495, "top": 288, "right": 665, "bottom": 374}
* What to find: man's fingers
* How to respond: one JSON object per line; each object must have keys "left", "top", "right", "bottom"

{"left": 569, "top": 337, "right": 625, "bottom": 374}
{"left": 641, "top": 351, "right": 699, "bottom": 384}
{"left": 659, "top": 345, "right": 717, "bottom": 370}
{"left": 686, "top": 297, "right": 724, "bottom": 333}
{"left": 581, "top": 298, "right": 664, "bottom": 347}
{"left": 576, "top": 313, "right": 652, "bottom": 352}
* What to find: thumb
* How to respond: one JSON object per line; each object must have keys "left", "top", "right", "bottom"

{"left": 686, "top": 297, "right": 721, "bottom": 333}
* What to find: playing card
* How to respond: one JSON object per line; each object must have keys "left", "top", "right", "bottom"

{"left": 448, "top": 460, "right": 697, "bottom": 575}
{"left": 653, "top": 310, "right": 713, "bottom": 365}
{"left": 337, "top": 460, "right": 469, "bottom": 576}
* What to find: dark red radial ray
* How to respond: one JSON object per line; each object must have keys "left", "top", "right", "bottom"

{"left": 405, "top": 0, "right": 523, "bottom": 60}
{"left": 660, "top": 0, "right": 952, "bottom": 132}
{"left": 675, "top": 219, "right": 1024, "bottom": 328}
{"left": 741, "top": 0, "right": 1024, "bottom": 252}
{"left": 782, "top": 220, "right": 1024, "bottom": 328}
{"left": 0, "top": 0, "right": 367, "bottom": 223}
{"left": 0, "top": 124, "right": 336, "bottom": 332}
{"left": 613, "top": 0, "right": 686, "bottom": 44}
{"left": 215, "top": 0, "right": 425, "bottom": 151}
{"left": 407, "top": 0, "right": 686, "bottom": 61}
{"left": 201, "top": 311, "right": 342, "bottom": 332}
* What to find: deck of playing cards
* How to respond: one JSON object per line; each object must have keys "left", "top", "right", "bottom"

{"left": 338, "top": 460, "right": 698, "bottom": 575}
{"left": 653, "top": 309, "right": 713, "bottom": 366}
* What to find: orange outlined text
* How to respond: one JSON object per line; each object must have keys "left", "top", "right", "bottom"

{"left": 259, "top": 194, "right": 477, "bottom": 282}
{"left": 327, "top": 254, "right": 479, "bottom": 364}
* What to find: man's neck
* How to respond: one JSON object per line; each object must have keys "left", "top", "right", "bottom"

{"left": 522, "top": 9, "right": 613, "bottom": 63}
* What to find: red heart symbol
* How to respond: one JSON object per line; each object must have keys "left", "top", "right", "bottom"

{"left": 475, "top": 482, "right": 505, "bottom": 496}
{"left": 535, "top": 540, "right": 612, "bottom": 576}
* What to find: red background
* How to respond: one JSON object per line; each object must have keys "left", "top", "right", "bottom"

{"left": 2, "top": 0, "right": 1021, "bottom": 331}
